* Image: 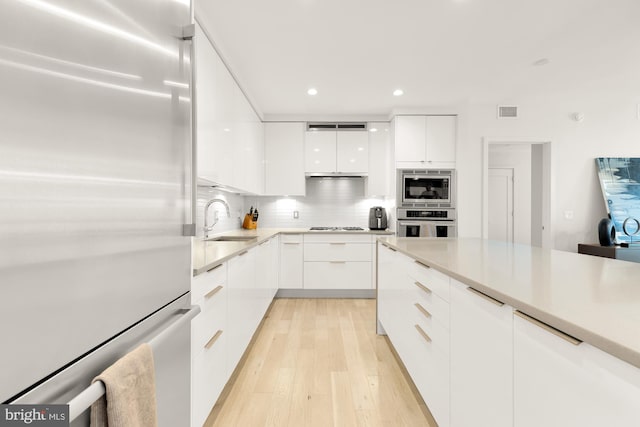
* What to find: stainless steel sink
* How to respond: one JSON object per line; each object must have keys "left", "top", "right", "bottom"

{"left": 204, "top": 235, "right": 258, "bottom": 242}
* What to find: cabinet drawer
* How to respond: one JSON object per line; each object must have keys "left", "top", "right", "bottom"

{"left": 192, "top": 262, "right": 226, "bottom": 304}
{"left": 304, "top": 243, "right": 371, "bottom": 261}
{"left": 192, "top": 285, "right": 226, "bottom": 349}
{"left": 304, "top": 234, "right": 372, "bottom": 244}
{"left": 412, "top": 305, "right": 450, "bottom": 356}
{"left": 281, "top": 233, "right": 303, "bottom": 243}
{"left": 413, "top": 285, "right": 450, "bottom": 329}
{"left": 410, "top": 260, "right": 450, "bottom": 302}
{"left": 192, "top": 331, "right": 227, "bottom": 427}
{"left": 304, "top": 261, "right": 372, "bottom": 289}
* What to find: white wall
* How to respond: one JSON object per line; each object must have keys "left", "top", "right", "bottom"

{"left": 458, "top": 95, "right": 640, "bottom": 252}
{"left": 489, "top": 144, "right": 532, "bottom": 245}
{"left": 246, "top": 178, "right": 392, "bottom": 229}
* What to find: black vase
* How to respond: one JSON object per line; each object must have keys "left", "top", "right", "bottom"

{"left": 598, "top": 218, "right": 616, "bottom": 246}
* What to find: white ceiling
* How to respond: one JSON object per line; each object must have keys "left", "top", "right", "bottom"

{"left": 195, "top": 0, "right": 640, "bottom": 120}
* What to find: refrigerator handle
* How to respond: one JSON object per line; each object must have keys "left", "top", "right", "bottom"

{"left": 182, "top": 23, "right": 197, "bottom": 237}
{"left": 67, "top": 305, "right": 201, "bottom": 422}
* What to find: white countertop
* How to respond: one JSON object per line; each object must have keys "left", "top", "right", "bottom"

{"left": 193, "top": 228, "right": 393, "bottom": 276}
{"left": 378, "top": 237, "right": 640, "bottom": 369}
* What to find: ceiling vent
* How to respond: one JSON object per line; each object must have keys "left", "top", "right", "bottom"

{"left": 307, "top": 122, "right": 367, "bottom": 131}
{"left": 497, "top": 105, "right": 518, "bottom": 119}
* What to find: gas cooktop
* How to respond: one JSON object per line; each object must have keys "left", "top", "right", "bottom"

{"left": 309, "top": 226, "right": 365, "bottom": 231}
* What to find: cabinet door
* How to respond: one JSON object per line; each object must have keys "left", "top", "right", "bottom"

{"left": 367, "top": 123, "right": 390, "bottom": 197}
{"left": 425, "top": 115, "right": 456, "bottom": 164}
{"left": 303, "top": 261, "right": 371, "bottom": 289}
{"left": 195, "top": 24, "right": 234, "bottom": 186}
{"left": 450, "top": 280, "right": 513, "bottom": 427}
{"left": 305, "top": 131, "right": 336, "bottom": 172}
{"left": 264, "top": 123, "right": 305, "bottom": 195}
{"left": 336, "top": 131, "right": 368, "bottom": 173}
{"left": 227, "top": 248, "right": 256, "bottom": 376}
{"left": 394, "top": 116, "right": 426, "bottom": 162}
{"left": 514, "top": 312, "right": 640, "bottom": 427}
{"left": 279, "top": 234, "right": 303, "bottom": 289}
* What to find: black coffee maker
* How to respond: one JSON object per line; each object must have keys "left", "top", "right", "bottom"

{"left": 369, "top": 206, "right": 388, "bottom": 230}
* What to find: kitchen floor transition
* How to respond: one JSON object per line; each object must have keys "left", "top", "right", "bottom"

{"left": 205, "top": 298, "right": 435, "bottom": 427}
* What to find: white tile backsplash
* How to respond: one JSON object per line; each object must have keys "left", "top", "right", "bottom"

{"left": 245, "top": 178, "right": 393, "bottom": 229}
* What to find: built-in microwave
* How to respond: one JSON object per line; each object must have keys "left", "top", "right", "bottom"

{"left": 398, "top": 169, "right": 455, "bottom": 207}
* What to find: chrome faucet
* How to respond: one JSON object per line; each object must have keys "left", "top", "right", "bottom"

{"left": 203, "top": 198, "right": 231, "bottom": 237}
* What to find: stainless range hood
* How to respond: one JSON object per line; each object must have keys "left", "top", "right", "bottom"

{"left": 305, "top": 173, "right": 367, "bottom": 178}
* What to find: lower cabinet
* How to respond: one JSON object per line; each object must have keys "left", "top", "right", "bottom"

{"left": 513, "top": 311, "right": 640, "bottom": 427}
{"left": 191, "top": 236, "right": 278, "bottom": 427}
{"left": 279, "top": 234, "right": 303, "bottom": 289}
{"left": 450, "top": 279, "right": 513, "bottom": 427}
{"left": 191, "top": 262, "right": 228, "bottom": 427}
{"left": 377, "top": 242, "right": 450, "bottom": 426}
{"left": 303, "top": 234, "right": 373, "bottom": 290}
{"left": 378, "top": 241, "right": 640, "bottom": 427}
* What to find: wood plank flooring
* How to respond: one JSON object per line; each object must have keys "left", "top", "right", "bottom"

{"left": 204, "top": 298, "right": 436, "bottom": 427}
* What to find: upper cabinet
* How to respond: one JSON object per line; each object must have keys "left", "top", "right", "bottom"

{"left": 264, "top": 122, "right": 305, "bottom": 196}
{"left": 366, "top": 123, "right": 391, "bottom": 197}
{"left": 305, "top": 130, "right": 369, "bottom": 174}
{"left": 195, "top": 23, "right": 263, "bottom": 194}
{"left": 394, "top": 115, "right": 456, "bottom": 168}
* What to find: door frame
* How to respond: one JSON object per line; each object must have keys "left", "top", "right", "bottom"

{"left": 481, "top": 137, "right": 553, "bottom": 248}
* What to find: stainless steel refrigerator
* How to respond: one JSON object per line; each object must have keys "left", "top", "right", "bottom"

{"left": 0, "top": 0, "right": 196, "bottom": 425}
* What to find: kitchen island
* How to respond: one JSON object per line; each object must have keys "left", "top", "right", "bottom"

{"left": 377, "top": 237, "right": 640, "bottom": 427}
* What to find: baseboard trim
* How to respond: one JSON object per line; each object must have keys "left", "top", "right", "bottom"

{"left": 275, "top": 289, "right": 376, "bottom": 299}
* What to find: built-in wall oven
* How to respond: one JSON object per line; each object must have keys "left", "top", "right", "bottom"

{"left": 397, "top": 208, "right": 457, "bottom": 238}
{"left": 397, "top": 169, "right": 457, "bottom": 238}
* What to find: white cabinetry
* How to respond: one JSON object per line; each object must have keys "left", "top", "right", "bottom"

{"left": 264, "top": 122, "right": 305, "bottom": 196}
{"left": 191, "top": 262, "right": 228, "bottom": 427}
{"left": 366, "top": 123, "right": 391, "bottom": 197}
{"left": 279, "top": 234, "right": 303, "bottom": 289}
{"left": 394, "top": 115, "right": 456, "bottom": 168}
{"left": 450, "top": 279, "right": 513, "bottom": 427}
{"left": 376, "top": 243, "right": 451, "bottom": 426}
{"left": 195, "top": 23, "right": 263, "bottom": 194}
{"left": 305, "top": 131, "right": 369, "bottom": 174}
{"left": 227, "top": 248, "right": 257, "bottom": 378}
{"left": 514, "top": 312, "right": 640, "bottom": 427}
{"left": 304, "top": 234, "right": 372, "bottom": 289}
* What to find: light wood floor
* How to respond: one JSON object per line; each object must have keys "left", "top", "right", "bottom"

{"left": 204, "top": 298, "right": 436, "bottom": 427}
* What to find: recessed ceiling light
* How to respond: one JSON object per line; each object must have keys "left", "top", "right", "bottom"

{"left": 313, "top": 148, "right": 320, "bottom": 152}
{"left": 369, "top": 128, "right": 378, "bottom": 132}
{"left": 533, "top": 58, "right": 550, "bottom": 66}
{"left": 307, "top": 88, "right": 318, "bottom": 95}
{"left": 223, "top": 128, "right": 231, "bottom": 132}
{"left": 357, "top": 147, "right": 364, "bottom": 151}
{"left": 393, "top": 89, "right": 404, "bottom": 96}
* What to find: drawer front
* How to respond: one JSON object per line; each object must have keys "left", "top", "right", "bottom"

{"left": 413, "top": 284, "right": 450, "bottom": 329}
{"left": 304, "top": 243, "right": 371, "bottom": 262}
{"left": 192, "top": 262, "right": 226, "bottom": 304}
{"left": 410, "top": 260, "right": 450, "bottom": 302}
{"left": 192, "top": 331, "right": 227, "bottom": 427}
{"left": 303, "top": 261, "right": 372, "bottom": 289}
{"left": 412, "top": 304, "right": 450, "bottom": 356}
{"left": 281, "top": 233, "right": 303, "bottom": 243}
{"left": 304, "top": 234, "right": 372, "bottom": 244}
{"left": 192, "top": 285, "right": 227, "bottom": 349}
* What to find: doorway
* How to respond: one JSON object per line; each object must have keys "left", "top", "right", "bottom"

{"left": 482, "top": 138, "right": 552, "bottom": 248}
{"left": 488, "top": 168, "right": 514, "bottom": 242}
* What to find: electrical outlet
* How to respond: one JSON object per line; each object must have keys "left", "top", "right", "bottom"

{"left": 293, "top": 210, "right": 299, "bottom": 219}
